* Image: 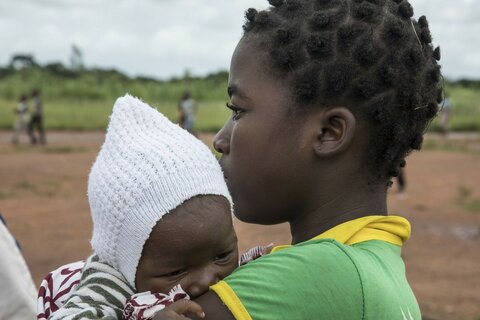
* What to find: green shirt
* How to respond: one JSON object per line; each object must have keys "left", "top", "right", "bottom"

{"left": 211, "top": 215, "right": 420, "bottom": 320}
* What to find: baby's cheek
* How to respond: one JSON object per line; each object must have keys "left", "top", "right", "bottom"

{"left": 143, "top": 277, "right": 172, "bottom": 294}
{"left": 221, "top": 259, "right": 239, "bottom": 279}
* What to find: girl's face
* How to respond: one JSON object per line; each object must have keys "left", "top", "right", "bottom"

{"left": 135, "top": 196, "right": 238, "bottom": 298}
{"left": 214, "top": 38, "right": 318, "bottom": 225}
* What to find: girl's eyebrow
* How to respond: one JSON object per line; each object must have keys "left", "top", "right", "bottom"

{"left": 227, "top": 85, "right": 248, "bottom": 100}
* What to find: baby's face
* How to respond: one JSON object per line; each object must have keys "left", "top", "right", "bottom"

{"left": 135, "top": 195, "right": 238, "bottom": 298}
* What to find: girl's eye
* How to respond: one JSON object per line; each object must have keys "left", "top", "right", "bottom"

{"left": 226, "top": 102, "right": 244, "bottom": 121}
{"left": 215, "top": 250, "right": 233, "bottom": 263}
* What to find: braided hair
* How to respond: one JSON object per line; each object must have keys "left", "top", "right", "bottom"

{"left": 241, "top": 0, "right": 442, "bottom": 184}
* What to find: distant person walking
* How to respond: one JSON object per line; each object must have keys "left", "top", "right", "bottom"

{"left": 396, "top": 166, "right": 407, "bottom": 199}
{"left": 28, "top": 89, "right": 46, "bottom": 144}
{"left": 439, "top": 95, "right": 452, "bottom": 135}
{"left": 178, "top": 91, "right": 197, "bottom": 134}
{"left": 11, "top": 94, "right": 29, "bottom": 144}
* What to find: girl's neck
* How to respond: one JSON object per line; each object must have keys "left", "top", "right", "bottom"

{"left": 289, "top": 184, "right": 388, "bottom": 245}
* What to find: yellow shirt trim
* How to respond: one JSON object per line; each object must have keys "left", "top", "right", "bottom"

{"left": 271, "top": 215, "right": 410, "bottom": 253}
{"left": 210, "top": 280, "right": 252, "bottom": 320}
{"left": 211, "top": 215, "right": 411, "bottom": 320}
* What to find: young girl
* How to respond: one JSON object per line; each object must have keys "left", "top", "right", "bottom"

{"left": 11, "top": 94, "right": 29, "bottom": 144}
{"left": 38, "top": 95, "right": 240, "bottom": 319}
{"left": 49, "top": 0, "right": 443, "bottom": 318}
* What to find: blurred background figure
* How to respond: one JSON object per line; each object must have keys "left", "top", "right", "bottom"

{"left": 0, "top": 212, "right": 37, "bottom": 320}
{"left": 178, "top": 91, "right": 197, "bottom": 135}
{"left": 439, "top": 94, "right": 452, "bottom": 135}
{"left": 28, "top": 89, "right": 46, "bottom": 145}
{"left": 396, "top": 167, "right": 407, "bottom": 199}
{"left": 11, "top": 94, "right": 29, "bottom": 144}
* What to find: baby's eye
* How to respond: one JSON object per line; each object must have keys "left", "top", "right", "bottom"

{"left": 160, "top": 269, "right": 186, "bottom": 278}
{"left": 215, "top": 250, "right": 233, "bottom": 263}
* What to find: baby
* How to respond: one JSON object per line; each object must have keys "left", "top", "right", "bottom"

{"left": 38, "top": 95, "right": 260, "bottom": 319}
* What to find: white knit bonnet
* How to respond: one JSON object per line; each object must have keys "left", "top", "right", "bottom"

{"left": 88, "top": 94, "right": 232, "bottom": 288}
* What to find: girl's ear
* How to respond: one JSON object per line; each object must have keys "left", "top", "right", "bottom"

{"left": 312, "top": 107, "right": 356, "bottom": 158}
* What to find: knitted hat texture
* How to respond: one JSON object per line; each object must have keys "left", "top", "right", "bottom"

{"left": 88, "top": 94, "right": 232, "bottom": 288}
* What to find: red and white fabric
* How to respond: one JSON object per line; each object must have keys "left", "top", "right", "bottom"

{"left": 37, "top": 261, "right": 84, "bottom": 319}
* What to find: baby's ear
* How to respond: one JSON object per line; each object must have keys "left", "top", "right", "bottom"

{"left": 312, "top": 107, "right": 356, "bottom": 158}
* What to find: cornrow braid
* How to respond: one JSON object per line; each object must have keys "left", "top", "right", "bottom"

{"left": 241, "top": 0, "right": 442, "bottom": 184}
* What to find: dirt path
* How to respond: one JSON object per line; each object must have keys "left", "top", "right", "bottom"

{"left": 1, "top": 131, "right": 479, "bottom": 320}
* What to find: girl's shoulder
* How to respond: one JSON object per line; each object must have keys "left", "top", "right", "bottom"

{"left": 211, "top": 240, "right": 364, "bottom": 319}
{"left": 230, "top": 238, "right": 361, "bottom": 281}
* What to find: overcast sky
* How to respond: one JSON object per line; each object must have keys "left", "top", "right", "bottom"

{"left": 0, "top": 0, "right": 478, "bottom": 80}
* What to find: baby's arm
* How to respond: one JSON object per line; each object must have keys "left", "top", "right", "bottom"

{"left": 48, "top": 255, "right": 134, "bottom": 320}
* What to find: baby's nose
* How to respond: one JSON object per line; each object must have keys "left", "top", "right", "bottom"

{"left": 186, "top": 270, "right": 220, "bottom": 299}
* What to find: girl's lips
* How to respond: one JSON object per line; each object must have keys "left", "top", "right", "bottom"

{"left": 219, "top": 160, "right": 228, "bottom": 180}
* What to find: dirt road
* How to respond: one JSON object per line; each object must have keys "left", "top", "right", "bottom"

{"left": 1, "top": 131, "right": 479, "bottom": 320}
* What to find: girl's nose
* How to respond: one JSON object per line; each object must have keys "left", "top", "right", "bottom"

{"left": 213, "top": 121, "right": 231, "bottom": 155}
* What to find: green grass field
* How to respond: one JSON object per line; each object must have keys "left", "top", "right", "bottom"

{"left": 2, "top": 86, "right": 479, "bottom": 132}
{"left": 1, "top": 66, "right": 479, "bottom": 132}
{"left": 429, "top": 85, "right": 480, "bottom": 132}
{"left": 0, "top": 98, "right": 231, "bottom": 132}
